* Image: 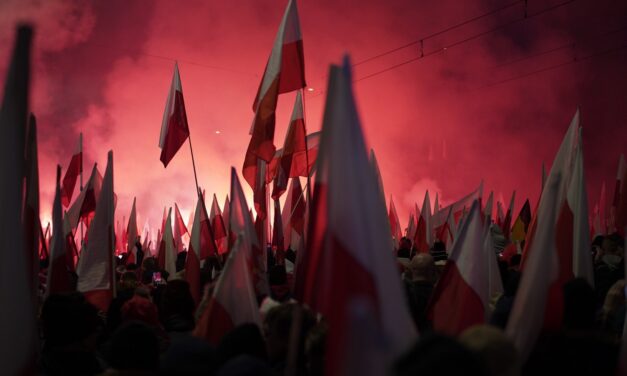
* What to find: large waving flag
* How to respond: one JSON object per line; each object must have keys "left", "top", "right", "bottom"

{"left": 47, "top": 166, "right": 73, "bottom": 295}
{"left": 61, "top": 133, "right": 82, "bottom": 207}
{"left": 509, "top": 110, "right": 594, "bottom": 360}
{"left": 194, "top": 168, "right": 262, "bottom": 345}
{"left": 294, "top": 57, "right": 415, "bottom": 376}
{"left": 76, "top": 151, "right": 116, "bottom": 312}
{"left": 428, "top": 201, "right": 490, "bottom": 335}
{"left": 0, "top": 26, "right": 36, "bottom": 374}
{"left": 243, "top": 0, "right": 306, "bottom": 203}
{"left": 159, "top": 63, "right": 190, "bottom": 167}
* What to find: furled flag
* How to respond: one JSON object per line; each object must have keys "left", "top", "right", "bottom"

{"left": 194, "top": 168, "right": 263, "bottom": 345}
{"left": 76, "top": 151, "right": 116, "bottom": 312}
{"left": 282, "top": 177, "right": 306, "bottom": 251}
{"left": 433, "top": 192, "right": 440, "bottom": 217}
{"left": 186, "top": 193, "right": 205, "bottom": 305}
{"left": 370, "top": 149, "right": 386, "bottom": 205}
{"left": 159, "top": 63, "right": 190, "bottom": 167}
{"left": 242, "top": 0, "right": 306, "bottom": 203}
{"left": 294, "top": 57, "right": 415, "bottom": 376}
{"left": 428, "top": 201, "right": 492, "bottom": 335}
{"left": 157, "top": 208, "right": 177, "bottom": 278}
{"left": 223, "top": 195, "right": 233, "bottom": 249}
{"left": 509, "top": 110, "right": 594, "bottom": 360}
{"left": 126, "top": 197, "right": 138, "bottom": 265}
{"left": 388, "top": 196, "right": 403, "bottom": 250}
{"left": 47, "top": 166, "right": 73, "bottom": 295}
{"left": 414, "top": 191, "right": 432, "bottom": 254}
{"left": 271, "top": 199, "right": 285, "bottom": 250}
{"left": 210, "top": 194, "right": 228, "bottom": 255}
{"left": 61, "top": 133, "right": 82, "bottom": 207}
{"left": 483, "top": 191, "right": 494, "bottom": 223}
{"left": 24, "top": 113, "right": 40, "bottom": 295}
{"left": 501, "top": 191, "right": 516, "bottom": 239}
{"left": 0, "top": 26, "right": 36, "bottom": 374}
{"left": 174, "top": 203, "right": 189, "bottom": 252}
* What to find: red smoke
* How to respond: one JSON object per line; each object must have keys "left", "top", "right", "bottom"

{"left": 1, "top": 0, "right": 626, "bottom": 235}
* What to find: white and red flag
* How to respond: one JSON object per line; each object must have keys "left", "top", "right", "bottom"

{"left": 76, "top": 151, "right": 116, "bottom": 312}
{"left": 61, "top": 133, "right": 82, "bottom": 207}
{"left": 428, "top": 201, "right": 491, "bottom": 335}
{"left": 294, "top": 57, "right": 415, "bottom": 376}
{"left": 388, "top": 196, "right": 402, "bottom": 249}
{"left": 194, "top": 168, "right": 263, "bottom": 345}
{"left": 280, "top": 91, "right": 308, "bottom": 176}
{"left": 432, "top": 182, "right": 483, "bottom": 229}
{"left": 47, "top": 166, "right": 73, "bottom": 295}
{"left": 0, "top": 26, "right": 36, "bottom": 374}
{"left": 157, "top": 208, "right": 177, "bottom": 278}
{"left": 501, "top": 191, "right": 516, "bottom": 238}
{"left": 159, "top": 63, "right": 190, "bottom": 167}
{"left": 508, "top": 110, "right": 594, "bottom": 361}
{"left": 126, "top": 197, "right": 138, "bottom": 265}
{"left": 282, "top": 177, "right": 306, "bottom": 251}
{"left": 243, "top": 0, "right": 306, "bottom": 208}
{"left": 210, "top": 194, "right": 228, "bottom": 255}
{"left": 414, "top": 191, "right": 432, "bottom": 254}
{"left": 65, "top": 163, "right": 103, "bottom": 232}
{"left": 186, "top": 194, "right": 206, "bottom": 305}
{"left": 174, "top": 202, "right": 189, "bottom": 252}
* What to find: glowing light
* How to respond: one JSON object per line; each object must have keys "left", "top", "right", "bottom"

{"left": 215, "top": 130, "right": 221, "bottom": 134}
{"left": 307, "top": 87, "right": 314, "bottom": 92}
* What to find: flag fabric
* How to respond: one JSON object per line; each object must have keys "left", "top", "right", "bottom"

{"left": 0, "top": 26, "right": 36, "bottom": 374}
{"left": 186, "top": 194, "right": 205, "bottom": 305}
{"left": 483, "top": 191, "right": 494, "bottom": 222}
{"left": 294, "top": 57, "right": 415, "bottom": 376}
{"left": 159, "top": 63, "right": 190, "bottom": 167}
{"left": 432, "top": 182, "right": 483, "bottom": 229}
{"left": 243, "top": 0, "right": 306, "bottom": 202}
{"left": 506, "top": 174, "right": 563, "bottom": 361}
{"left": 193, "top": 168, "right": 263, "bottom": 345}
{"left": 174, "top": 203, "right": 188, "bottom": 252}
{"left": 510, "top": 199, "right": 531, "bottom": 242}
{"left": 76, "top": 151, "right": 116, "bottom": 312}
{"left": 610, "top": 154, "right": 625, "bottom": 229}
{"left": 501, "top": 191, "right": 516, "bottom": 239}
{"left": 61, "top": 133, "right": 82, "bottom": 207}
{"left": 433, "top": 192, "right": 440, "bottom": 217}
{"left": 406, "top": 213, "right": 416, "bottom": 240}
{"left": 496, "top": 201, "right": 505, "bottom": 227}
{"left": 509, "top": 110, "right": 594, "bottom": 360}
{"left": 157, "top": 208, "right": 177, "bottom": 278}
{"left": 47, "top": 166, "right": 73, "bottom": 295}
{"left": 24, "top": 113, "right": 40, "bottom": 297}
{"left": 428, "top": 201, "right": 491, "bottom": 335}
{"left": 282, "top": 177, "right": 306, "bottom": 251}
{"left": 370, "top": 149, "right": 386, "bottom": 205}
{"left": 388, "top": 196, "right": 402, "bottom": 249}
{"left": 65, "top": 163, "right": 103, "bottom": 232}
{"left": 484, "top": 223, "right": 504, "bottom": 303}
{"left": 280, "top": 91, "right": 308, "bottom": 178}
{"left": 592, "top": 182, "right": 606, "bottom": 237}
{"left": 126, "top": 197, "right": 138, "bottom": 265}
{"left": 223, "top": 195, "right": 233, "bottom": 249}
{"left": 271, "top": 199, "right": 285, "bottom": 250}
{"left": 414, "top": 191, "right": 432, "bottom": 254}
{"left": 210, "top": 194, "right": 228, "bottom": 255}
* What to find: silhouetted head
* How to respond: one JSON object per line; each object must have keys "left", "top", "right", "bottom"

{"left": 217, "top": 323, "right": 267, "bottom": 367}
{"left": 562, "top": 278, "right": 596, "bottom": 331}
{"left": 108, "top": 321, "right": 159, "bottom": 372}
{"left": 459, "top": 325, "right": 520, "bottom": 376}
{"left": 409, "top": 253, "right": 436, "bottom": 283}
{"left": 41, "top": 292, "right": 103, "bottom": 349}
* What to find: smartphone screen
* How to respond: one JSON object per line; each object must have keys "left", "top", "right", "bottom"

{"left": 152, "top": 271, "right": 162, "bottom": 284}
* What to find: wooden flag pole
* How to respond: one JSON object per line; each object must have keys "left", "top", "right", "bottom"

{"left": 187, "top": 135, "right": 201, "bottom": 197}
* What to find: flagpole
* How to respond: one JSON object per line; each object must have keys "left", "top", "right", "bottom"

{"left": 301, "top": 89, "right": 313, "bottom": 203}
{"left": 187, "top": 135, "right": 201, "bottom": 196}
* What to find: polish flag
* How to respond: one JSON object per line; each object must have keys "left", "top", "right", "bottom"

{"left": 370, "top": 149, "right": 386, "bottom": 204}
{"left": 198, "top": 195, "right": 219, "bottom": 260}
{"left": 428, "top": 201, "right": 491, "bottom": 335}
{"left": 432, "top": 182, "right": 483, "bottom": 230}
{"left": 496, "top": 201, "right": 505, "bottom": 227}
{"left": 223, "top": 195, "right": 233, "bottom": 250}
{"left": 282, "top": 178, "right": 306, "bottom": 251}
{"left": 186, "top": 194, "right": 205, "bottom": 305}
{"left": 0, "top": 26, "right": 36, "bottom": 374}
{"left": 126, "top": 197, "right": 138, "bottom": 265}
{"left": 281, "top": 91, "right": 308, "bottom": 178}
{"left": 210, "top": 194, "right": 228, "bottom": 255}
{"left": 65, "top": 163, "right": 103, "bottom": 232}
{"left": 174, "top": 203, "right": 188, "bottom": 252}
{"left": 61, "top": 133, "right": 82, "bottom": 207}
{"left": 388, "top": 196, "right": 402, "bottom": 249}
{"left": 508, "top": 110, "right": 594, "bottom": 360}
{"left": 501, "top": 191, "right": 516, "bottom": 238}
{"left": 157, "top": 208, "right": 177, "bottom": 278}
{"left": 483, "top": 191, "right": 494, "bottom": 222}
{"left": 414, "top": 191, "right": 432, "bottom": 254}
{"left": 62, "top": 215, "right": 79, "bottom": 272}
{"left": 243, "top": 0, "right": 306, "bottom": 188}
{"left": 294, "top": 57, "right": 415, "bottom": 376}
{"left": 433, "top": 192, "right": 440, "bottom": 217}
{"left": 194, "top": 168, "right": 262, "bottom": 345}
{"left": 434, "top": 205, "right": 456, "bottom": 247}
{"left": 47, "top": 166, "right": 72, "bottom": 295}
{"left": 76, "top": 151, "right": 116, "bottom": 312}
{"left": 271, "top": 199, "right": 285, "bottom": 250}
{"left": 159, "top": 63, "right": 190, "bottom": 167}
{"left": 24, "top": 113, "right": 40, "bottom": 295}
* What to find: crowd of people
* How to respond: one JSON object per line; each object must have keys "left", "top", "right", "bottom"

{"left": 34, "top": 227, "right": 625, "bottom": 376}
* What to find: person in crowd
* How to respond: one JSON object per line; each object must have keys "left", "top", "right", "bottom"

{"left": 459, "top": 325, "right": 520, "bottom": 376}
{"left": 105, "top": 321, "right": 160, "bottom": 375}
{"left": 598, "top": 279, "right": 626, "bottom": 336}
{"left": 404, "top": 253, "right": 437, "bottom": 332}
{"left": 397, "top": 237, "right": 412, "bottom": 259}
{"left": 159, "top": 279, "right": 196, "bottom": 334}
{"left": 490, "top": 271, "right": 521, "bottom": 329}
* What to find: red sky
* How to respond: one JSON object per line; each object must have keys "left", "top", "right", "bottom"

{"left": 1, "top": 0, "right": 626, "bottom": 237}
